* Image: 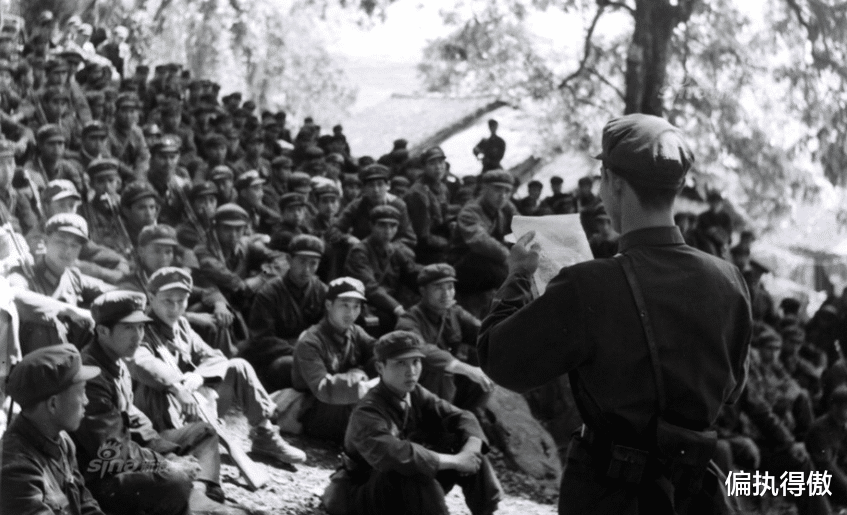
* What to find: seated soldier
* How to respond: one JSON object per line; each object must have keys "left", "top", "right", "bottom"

{"left": 340, "top": 173, "right": 362, "bottom": 210}
{"left": 2, "top": 345, "right": 105, "bottom": 515}
{"left": 344, "top": 205, "right": 421, "bottom": 335}
{"left": 235, "top": 169, "right": 281, "bottom": 235}
{"left": 291, "top": 277, "right": 378, "bottom": 441}
{"left": 27, "top": 178, "right": 131, "bottom": 284}
{"left": 22, "top": 124, "right": 86, "bottom": 213}
{"left": 263, "top": 155, "right": 292, "bottom": 211}
{"left": 312, "top": 183, "right": 355, "bottom": 282}
{"left": 9, "top": 213, "right": 114, "bottom": 353}
{"left": 131, "top": 267, "right": 306, "bottom": 464}
{"left": 331, "top": 164, "right": 417, "bottom": 254}
{"left": 120, "top": 181, "right": 163, "bottom": 248}
{"left": 74, "top": 291, "right": 243, "bottom": 515}
{"left": 343, "top": 330, "right": 502, "bottom": 515}
{"left": 176, "top": 181, "right": 218, "bottom": 249}
{"left": 404, "top": 147, "right": 453, "bottom": 265}
{"left": 449, "top": 169, "right": 516, "bottom": 318}
{"left": 807, "top": 385, "right": 847, "bottom": 511}
{"left": 80, "top": 158, "right": 134, "bottom": 257}
{"left": 210, "top": 164, "right": 238, "bottom": 205}
{"left": 396, "top": 263, "right": 494, "bottom": 412}
{"left": 147, "top": 134, "right": 193, "bottom": 227}
{"left": 108, "top": 92, "right": 150, "bottom": 179}
{"left": 273, "top": 192, "right": 312, "bottom": 243}
{"left": 587, "top": 211, "right": 619, "bottom": 259}
{"left": 515, "top": 180, "right": 550, "bottom": 217}
{"left": 246, "top": 235, "right": 328, "bottom": 391}
{"left": 541, "top": 175, "right": 577, "bottom": 214}
{"left": 194, "top": 203, "right": 279, "bottom": 314}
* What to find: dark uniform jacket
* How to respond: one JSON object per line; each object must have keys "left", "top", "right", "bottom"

{"left": 149, "top": 174, "right": 192, "bottom": 229}
{"left": 9, "top": 257, "right": 115, "bottom": 309}
{"left": 344, "top": 381, "right": 488, "bottom": 477}
{"left": 1, "top": 415, "right": 104, "bottom": 515}
{"left": 73, "top": 341, "right": 178, "bottom": 485}
{"left": 404, "top": 180, "right": 451, "bottom": 250}
{"left": 479, "top": 226, "right": 752, "bottom": 446}
{"left": 248, "top": 274, "right": 327, "bottom": 344}
{"left": 396, "top": 302, "right": 480, "bottom": 359}
{"left": 108, "top": 124, "right": 150, "bottom": 180}
{"left": 344, "top": 236, "right": 420, "bottom": 313}
{"left": 450, "top": 197, "right": 515, "bottom": 263}
{"left": 806, "top": 413, "right": 847, "bottom": 500}
{"left": 474, "top": 135, "right": 505, "bottom": 172}
{"left": 80, "top": 196, "right": 134, "bottom": 259}
{"left": 334, "top": 194, "right": 417, "bottom": 250}
{"left": 291, "top": 318, "right": 375, "bottom": 405}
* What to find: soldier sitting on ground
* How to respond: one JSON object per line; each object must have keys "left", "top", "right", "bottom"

{"left": 342, "top": 330, "right": 503, "bottom": 515}
{"left": 130, "top": 267, "right": 307, "bottom": 465}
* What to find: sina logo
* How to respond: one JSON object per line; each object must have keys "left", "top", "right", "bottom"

{"left": 96, "top": 440, "right": 122, "bottom": 461}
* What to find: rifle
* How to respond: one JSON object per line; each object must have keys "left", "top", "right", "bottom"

{"left": 191, "top": 390, "right": 269, "bottom": 491}
{"left": 102, "top": 193, "right": 134, "bottom": 258}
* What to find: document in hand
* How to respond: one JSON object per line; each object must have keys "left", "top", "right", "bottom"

{"left": 509, "top": 214, "right": 593, "bottom": 294}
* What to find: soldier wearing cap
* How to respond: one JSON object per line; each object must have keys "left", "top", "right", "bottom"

{"left": 541, "top": 175, "right": 578, "bottom": 215}
{"left": 24, "top": 124, "right": 87, "bottom": 209}
{"left": 744, "top": 258, "right": 779, "bottom": 327}
{"left": 515, "top": 179, "right": 551, "bottom": 217}
{"left": 332, "top": 164, "right": 417, "bottom": 254}
{"left": 1, "top": 344, "right": 105, "bottom": 515}
{"left": 479, "top": 114, "right": 753, "bottom": 513}
{"left": 472, "top": 118, "right": 506, "bottom": 173}
{"left": 9, "top": 213, "right": 115, "bottom": 353}
{"left": 111, "top": 181, "right": 162, "bottom": 254}
{"left": 194, "top": 203, "right": 279, "bottom": 312}
{"left": 272, "top": 191, "right": 312, "bottom": 242}
{"left": 340, "top": 173, "right": 362, "bottom": 210}
{"left": 395, "top": 263, "right": 494, "bottom": 412}
{"left": 342, "top": 330, "right": 503, "bottom": 515}
{"left": 290, "top": 277, "right": 378, "bottom": 441}
{"left": 209, "top": 164, "right": 238, "bottom": 204}
{"left": 74, "top": 291, "right": 240, "bottom": 515}
{"left": 344, "top": 204, "right": 420, "bottom": 334}
{"left": 109, "top": 92, "right": 150, "bottom": 179}
{"left": 80, "top": 158, "right": 137, "bottom": 258}
{"left": 159, "top": 98, "right": 198, "bottom": 160}
{"left": 233, "top": 131, "right": 270, "bottom": 179}
{"left": 235, "top": 169, "right": 281, "bottom": 235}
{"left": 131, "top": 267, "right": 306, "bottom": 466}
{"left": 404, "top": 146, "right": 455, "bottom": 265}
{"left": 202, "top": 133, "right": 231, "bottom": 174}
{"left": 148, "top": 133, "right": 194, "bottom": 227}
{"left": 263, "top": 155, "right": 293, "bottom": 210}
{"left": 176, "top": 181, "right": 218, "bottom": 249}
{"left": 246, "top": 235, "right": 328, "bottom": 390}
{"left": 449, "top": 168, "right": 516, "bottom": 316}
{"left": 587, "top": 206, "right": 619, "bottom": 259}
{"left": 67, "top": 120, "right": 111, "bottom": 174}
{"left": 36, "top": 86, "right": 82, "bottom": 147}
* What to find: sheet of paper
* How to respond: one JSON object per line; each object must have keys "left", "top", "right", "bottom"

{"left": 510, "top": 214, "right": 594, "bottom": 293}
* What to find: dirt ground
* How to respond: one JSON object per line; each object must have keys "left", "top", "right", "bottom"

{"left": 217, "top": 414, "right": 559, "bottom": 515}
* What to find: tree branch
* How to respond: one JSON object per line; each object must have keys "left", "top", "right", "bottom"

{"left": 558, "top": 4, "right": 607, "bottom": 89}
{"left": 784, "top": 0, "right": 812, "bottom": 35}
{"left": 604, "top": 1, "right": 635, "bottom": 15}
{"left": 588, "top": 68, "right": 626, "bottom": 100}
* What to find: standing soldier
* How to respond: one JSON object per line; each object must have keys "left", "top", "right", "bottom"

{"left": 404, "top": 146, "right": 452, "bottom": 265}
{"left": 109, "top": 92, "right": 150, "bottom": 180}
{"left": 1, "top": 344, "right": 105, "bottom": 515}
{"left": 478, "top": 114, "right": 752, "bottom": 514}
{"left": 472, "top": 119, "right": 506, "bottom": 173}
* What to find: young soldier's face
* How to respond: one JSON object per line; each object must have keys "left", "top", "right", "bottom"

{"left": 343, "top": 184, "right": 360, "bottom": 200}
{"left": 82, "top": 133, "right": 108, "bottom": 156}
{"left": 45, "top": 231, "right": 84, "bottom": 271}
{"left": 0, "top": 69, "right": 12, "bottom": 89}
{"left": 377, "top": 356, "right": 422, "bottom": 396}
{"left": 116, "top": 106, "right": 140, "bottom": 128}
{"left": 151, "top": 151, "right": 179, "bottom": 175}
{"left": 240, "top": 184, "right": 263, "bottom": 207}
{"left": 51, "top": 381, "right": 89, "bottom": 432}
{"left": 287, "top": 254, "right": 321, "bottom": 286}
{"left": 45, "top": 97, "right": 68, "bottom": 119}
{"left": 97, "top": 322, "right": 145, "bottom": 360}
{"left": 138, "top": 243, "right": 175, "bottom": 273}
{"left": 317, "top": 196, "right": 339, "bottom": 218}
{"left": 206, "top": 145, "right": 227, "bottom": 164}
{"left": 528, "top": 186, "right": 542, "bottom": 200}
{"left": 151, "top": 289, "right": 190, "bottom": 326}
{"left": 423, "top": 159, "right": 446, "bottom": 182}
{"left": 422, "top": 281, "right": 456, "bottom": 312}
{"left": 371, "top": 220, "right": 398, "bottom": 244}
{"left": 92, "top": 174, "right": 121, "bottom": 197}
{"left": 481, "top": 184, "right": 512, "bottom": 210}
{"left": 215, "top": 223, "right": 246, "bottom": 249}
{"left": 325, "top": 298, "right": 362, "bottom": 331}
{"left": 362, "top": 179, "right": 388, "bottom": 203}
{"left": 40, "top": 138, "right": 66, "bottom": 161}
{"left": 192, "top": 195, "right": 217, "bottom": 220}
{"left": 127, "top": 198, "right": 160, "bottom": 227}
{"left": 282, "top": 206, "right": 306, "bottom": 226}
{"left": 214, "top": 178, "right": 234, "bottom": 198}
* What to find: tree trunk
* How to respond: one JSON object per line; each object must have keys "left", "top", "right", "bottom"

{"left": 624, "top": 0, "right": 681, "bottom": 116}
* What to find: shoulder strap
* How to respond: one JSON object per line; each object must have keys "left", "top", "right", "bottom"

{"left": 614, "top": 253, "right": 666, "bottom": 414}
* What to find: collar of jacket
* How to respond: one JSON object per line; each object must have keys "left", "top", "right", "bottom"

{"left": 10, "top": 414, "right": 65, "bottom": 460}
{"left": 88, "top": 339, "right": 122, "bottom": 378}
{"left": 617, "top": 226, "right": 684, "bottom": 254}
{"left": 318, "top": 317, "right": 352, "bottom": 348}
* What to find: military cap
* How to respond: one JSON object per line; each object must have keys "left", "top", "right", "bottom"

{"left": 59, "top": 49, "right": 84, "bottom": 64}
{"left": 135, "top": 64, "right": 150, "bottom": 74}
{"left": 189, "top": 181, "right": 218, "bottom": 201}
{"left": 369, "top": 205, "right": 401, "bottom": 224}
{"left": 235, "top": 170, "right": 265, "bottom": 190}
{"left": 150, "top": 133, "right": 181, "bottom": 154}
{"left": 38, "top": 10, "right": 55, "bottom": 24}
{"left": 288, "top": 171, "right": 312, "bottom": 190}
{"left": 390, "top": 176, "right": 410, "bottom": 188}
{"left": 326, "top": 277, "right": 367, "bottom": 301}
{"left": 165, "top": 62, "right": 182, "bottom": 72}
{"left": 596, "top": 114, "right": 693, "bottom": 190}
{"left": 86, "top": 158, "right": 120, "bottom": 179}
{"left": 359, "top": 164, "right": 390, "bottom": 184}
{"left": 0, "top": 59, "right": 13, "bottom": 73}
{"left": 550, "top": 176, "right": 564, "bottom": 185}
{"left": 159, "top": 98, "right": 182, "bottom": 115}
{"left": 44, "top": 59, "right": 69, "bottom": 73}
{"left": 43, "top": 179, "right": 80, "bottom": 203}
{"left": 143, "top": 123, "right": 162, "bottom": 140}
{"left": 527, "top": 180, "right": 543, "bottom": 189}
{"left": 138, "top": 224, "right": 179, "bottom": 248}
{"left": 358, "top": 156, "right": 376, "bottom": 168}
{"left": 204, "top": 133, "right": 228, "bottom": 149}
{"left": 325, "top": 153, "right": 345, "bottom": 166}
{"left": 213, "top": 111, "right": 232, "bottom": 125}
{"left": 289, "top": 234, "right": 325, "bottom": 257}
{"left": 342, "top": 174, "right": 362, "bottom": 187}
{"left": 374, "top": 330, "right": 426, "bottom": 362}
{"left": 148, "top": 266, "right": 193, "bottom": 294}
{"left": 417, "top": 263, "right": 456, "bottom": 287}
{"left": 578, "top": 176, "right": 594, "bottom": 187}
{"left": 210, "top": 165, "right": 234, "bottom": 181}
{"left": 753, "top": 328, "right": 782, "bottom": 349}
{"left": 115, "top": 92, "right": 141, "bottom": 109}
{"left": 393, "top": 138, "right": 408, "bottom": 150}
{"left": 278, "top": 192, "right": 307, "bottom": 212}
{"left": 91, "top": 290, "right": 152, "bottom": 326}
{"left": 42, "top": 85, "right": 70, "bottom": 102}
{"left": 45, "top": 213, "right": 88, "bottom": 240}
{"left": 232, "top": 108, "right": 249, "bottom": 119}
{"left": 422, "top": 146, "right": 446, "bottom": 163}
{"left": 82, "top": 120, "right": 108, "bottom": 137}
{"left": 314, "top": 183, "right": 340, "bottom": 199}
{"left": 121, "top": 181, "right": 162, "bottom": 209}
{"left": 37, "top": 124, "right": 65, "bottom": 144}
{"left": 6, "top": 344, "right": 100, "bottom": 409}
{"left": 481, "top": 169, "right": 514, "bottom": 187}
{"left": 214, "top": 203, "right": 249, "bottom": 226}
{"left": 304, "top": 146, "right": 324, "bottom": 160}
{"left": 272, "top": 155, "right": 293, "bottom": 168}
{"left": 114, "top": 26, "right": 129, "bottom": 38}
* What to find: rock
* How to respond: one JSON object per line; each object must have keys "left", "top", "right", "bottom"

{"left": 484, "top": 386, "right": 562, "bottom": 481}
